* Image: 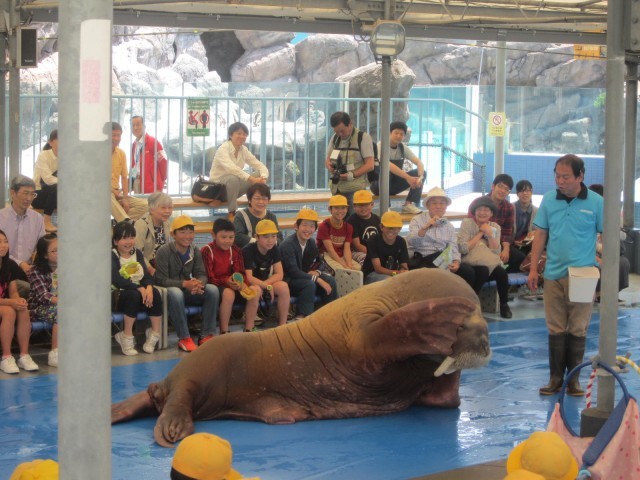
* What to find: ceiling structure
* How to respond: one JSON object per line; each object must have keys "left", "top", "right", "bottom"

{"left": 20, "top": 0, "right": 609, "bottom": 45}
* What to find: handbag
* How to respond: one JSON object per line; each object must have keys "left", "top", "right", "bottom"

{"left": 520, "top": 251, "right": 546, "bottom": 276}
{"left": 461, "top": 242, "right": 502, "bottom": 274}
{"left": 547, "top": 360, "right": 640, "bottom": 479}
{"left": 190, "top": 175, "right": 227, "bottom": 204}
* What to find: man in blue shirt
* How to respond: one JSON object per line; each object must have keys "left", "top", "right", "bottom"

{"left": 527, "top": 154, "right": 603, "bottom": 397}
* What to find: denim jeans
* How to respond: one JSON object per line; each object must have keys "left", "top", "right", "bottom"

{"left": 364, "top": 272, "right": 391, "bottom": 284}
{"left": 166, "top": 284, "right": 219, "bottom": 339}
{"left": 288, "top": 275, "right": 337, "bottom": 316}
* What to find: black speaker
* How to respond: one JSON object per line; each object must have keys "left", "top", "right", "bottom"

{"left": 16, "top": 27, "right": 38, "bottom": 68}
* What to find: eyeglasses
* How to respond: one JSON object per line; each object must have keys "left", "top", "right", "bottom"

{"left": 18, "top": 191, "right": 37, "bottom": 198}
{"left": 495, "top": 183, "right": 511, "bottom": 192}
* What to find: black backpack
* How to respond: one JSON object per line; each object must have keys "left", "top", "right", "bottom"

{"left": 332, "top": 130, "right": 380, "bottom": 183}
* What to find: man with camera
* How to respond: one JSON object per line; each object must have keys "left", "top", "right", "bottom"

{"left": 325, "top": 112, "right": 375, "bottom": 212}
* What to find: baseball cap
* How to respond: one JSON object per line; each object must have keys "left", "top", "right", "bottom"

{"left": 171, "top": 433, "right": 243, "bottom": 480}
{"left": 255, "top": 219, "right": 279, "bottom": 235}
{"left": 296, "top": 208, "right": 319, "bottom": 222}
{"left": 353, "top": 190, "right": 373, "bottom": 204}
{"left": 328, "top": 195, "right": 348, "bottom": 207}
{"left": 381, "top": 211, "right": 403, "bottom": 228}
{"left": 10, "top": 459, "right": 59, "bottom": 480}
{"left": 171, "top": 215, "right": 195, "bottom": 232}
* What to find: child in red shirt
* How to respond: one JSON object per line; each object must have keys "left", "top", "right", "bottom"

{"left": 316, "top": 195, "right": 361, "bottom": 272}
{"left": 201, "top": 218, "right": 261, "bottom": 333}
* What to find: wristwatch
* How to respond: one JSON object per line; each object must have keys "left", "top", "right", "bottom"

{"left": 266, "top": 285, "right": 273, "bottom": 291}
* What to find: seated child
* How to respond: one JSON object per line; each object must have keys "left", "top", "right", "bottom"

{"left": 279, "top": 208, "right": 337, "bottom": 319}
{"left": 27, "top": 233, "right": 59, "bottom": 366}
{"left": 111, "top": 221, "right": 163, "bottom": 355}
{"left": 154, "top": 215, "right": 219, "bottom": 352}
{"left": 317, "top": 195, "right": 361, "bottom": 272}
{"left": 243, "top": 219, "right": 290, "bottom": 327}
{"left": 362, "top": 211, "right": 409, "bottom": 284}
{"left": 0, "top": 228, "right": 39, "bottom": 374}
{"left": 347, "top": 189, "right": 381, "bottom": 265}
{"left": 201, "top": 218, "right": 261, "bottom": 333}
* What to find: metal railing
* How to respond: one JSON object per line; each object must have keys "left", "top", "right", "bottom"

{"left": 18, "top": 93, "right": 488, "bottom": 197}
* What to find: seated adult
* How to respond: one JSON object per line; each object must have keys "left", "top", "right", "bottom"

{"left": 468, "top": 173, "right": 526, "bottom": 273}
{"left": 209, "top": 122, "right": 269, "bottom": 219}
{"left": 512, "top": 179, "right": 538, "bottom": 254}
{"left": 370, "top": 121, "right": 425, "bottom": 215}
{"left": 233, "top": 183, "right": 283, "bottom": 248}
{"left": 111, "top": 121, "right": 148, "bottom": 223}
{"left": 458, "top": 197, "right": 512, "bottom": 318}
{"left": 406, "top": 187, "right": 482, "bottom": 292}
{"left": 31, "top": 129, "right": 58, "bottom": 233}
{"left": 0, "top": 175, "right": 44, "bottom": 295}
{"left": 134, "top": 192, "right": 173, "bottom": 276}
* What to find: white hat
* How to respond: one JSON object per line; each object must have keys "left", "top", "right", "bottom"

{"left": 424, "top": 187, "right": 452, "bottom": 206}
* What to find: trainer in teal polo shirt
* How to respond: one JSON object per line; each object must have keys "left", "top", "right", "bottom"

{"left": 533, "top": 184, "right": 603, "bottom": 281}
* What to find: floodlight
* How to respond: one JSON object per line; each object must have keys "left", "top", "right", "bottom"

{"left": 370, "top": 21, "right": 406, "bottom": 57}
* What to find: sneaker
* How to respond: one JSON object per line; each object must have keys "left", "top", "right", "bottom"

{"left": 0, "top": 356, "right": 19, "bottom": 374}
{"left": 48, "top": 349, "right": 58, "bottom": 367}
{"left": 198, "top": 334, "right": 214, "bottom": 346}
{"left": 114, "top": 331, "right": 139, "bottom": 356}
{"left": 142, "top": 328, "right": 161, "bottom": 354}
{"left": 243, "top": 327, "right": 259, "bottom": 333}
{"left": 178, "top": 337, "right": 197, "bottom": 352}
{"left": 401, "top": 203, "right": 422, "bottom": 215}
{"left": 17, "top": 354, "right": 39, "bottom": 372}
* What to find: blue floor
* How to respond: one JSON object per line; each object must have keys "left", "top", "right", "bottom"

{"left": 2, "top": 311, "right": 640, "bottom": 480}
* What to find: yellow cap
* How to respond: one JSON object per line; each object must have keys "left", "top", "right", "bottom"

{"left": 171, "top": 215, "right": 195, "bottom": 232}
{"left": 255, "top": 219, "right": 279, "bottom": 235}
{"left": 296, "top": 208, "right": 319, "bottom": 222}
{"left": 381, "top": 211, "right": 403, "bottom": 228}
{"left": 328, "top": 195, "right": 348, "bottom": 207}
{"left": 353, "top": 190, "right": 373, "bottom": 204}
{"left": 10, "top": 459, "right": 59, "bottom": 480}
{"left": 171, "top": 433, "right": 243, "bottom": 480}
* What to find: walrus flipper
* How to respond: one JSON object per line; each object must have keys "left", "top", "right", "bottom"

{"left": 364, "top": 297, "right": 476, "bottom": 363}
{"left": 111, "top": 390, "right": 159, "bottom": 424}
{"left": 154, "top": 409, "right": 195, "bottom": 447}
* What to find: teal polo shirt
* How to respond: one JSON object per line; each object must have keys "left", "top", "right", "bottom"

{"left": 533, "top": 184, "right": 603, "bottom": 281}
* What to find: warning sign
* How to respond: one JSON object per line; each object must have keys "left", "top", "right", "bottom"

{"left": 488, "top": 112, "right": 506, "bottom": 137}
{"left": 186, "top": 98, "right": 210, "bottom": 137}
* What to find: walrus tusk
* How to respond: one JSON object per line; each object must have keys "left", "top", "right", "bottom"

{"left": 434, "top": 356, "right": 457, "bottom": 377}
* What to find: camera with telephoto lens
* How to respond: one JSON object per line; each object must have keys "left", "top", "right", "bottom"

{"left": 330, "top": 157, "right": 347, "bottom": 184}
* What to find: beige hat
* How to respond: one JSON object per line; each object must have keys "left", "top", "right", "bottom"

{"left": 423, "top": 187, "right": 451, "bottom": 206}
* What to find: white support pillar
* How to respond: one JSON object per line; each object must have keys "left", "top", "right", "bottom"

{"left": 58, "top": 1, "right": 113, "bottom": 478}
{"left": 494, "top": 40, "right": 506, "bottom": 175}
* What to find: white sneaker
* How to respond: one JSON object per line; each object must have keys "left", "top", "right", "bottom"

{"left": 401, "top": 203, "right": 422, "bottom": 215}
{"left": 17, "top": 354, "right": 39, "bottom": 372}
{"left": 142, "top": 328, "right": 161, "bottom": 354}
{"left": 115, "top": 332, "right": 138, "bottom": 356}
{"left": 0, "top": 356, "right": 19, "bottom": 374}
{"left": 48, "top": 349, "right": 58, "bottom": 367}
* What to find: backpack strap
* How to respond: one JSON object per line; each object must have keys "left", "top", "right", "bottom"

{"left": 239, "top": 209, "right": 253, "bottom": 239}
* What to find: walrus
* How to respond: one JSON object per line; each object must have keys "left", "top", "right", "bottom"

{"left": 112, "top": 269, "right": 491, "bottom": 447}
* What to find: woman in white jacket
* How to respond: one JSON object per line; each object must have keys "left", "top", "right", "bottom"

{"left": 209, "top": 122, "right": 269, "bottom": 219}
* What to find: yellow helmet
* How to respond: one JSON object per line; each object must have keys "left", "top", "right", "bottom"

{"left": 296, "top": 208, "right": 319, "bottom": 222}
{"left": 353, "top": 190, "right": 373, "bottom": 204}
{"left": 328, "top": 195, "right": 348, "bottom": 207}
{"left": 381, "top": 211, "right": 403, "bottom": 228}
{"left": 255, "top": 219, "right": 279, "bottom": 235}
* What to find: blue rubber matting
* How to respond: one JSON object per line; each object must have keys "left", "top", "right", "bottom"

{"left": 2, "top": 312, "right": 640, "bottom": 480}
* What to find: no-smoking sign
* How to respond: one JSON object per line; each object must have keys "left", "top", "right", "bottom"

{"left": 488, "top": 112, "right": 506, "bottom": 137}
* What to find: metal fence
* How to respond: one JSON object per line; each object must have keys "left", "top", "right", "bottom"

{"left": 18, "top": 93, "right": 488, "bottom": 197}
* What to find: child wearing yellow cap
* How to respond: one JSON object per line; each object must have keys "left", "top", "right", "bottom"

{"left": 317, "top": 195, "right": 361, "bottom": 272}
{"left": 362, "top": 211, "right": 409, "bottom": 284}
{"left": 347, "top": 189, "right": 381, "bottom": 266}
{"left": 242, "top": 219, "right": 290, "bottom": 326}
{"left": 279, "top": 209, "right": 337, "bottom": 319}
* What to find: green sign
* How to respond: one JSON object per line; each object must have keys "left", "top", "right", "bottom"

{"left": 187, "top": 98, "right": 210, "bottom": 137}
